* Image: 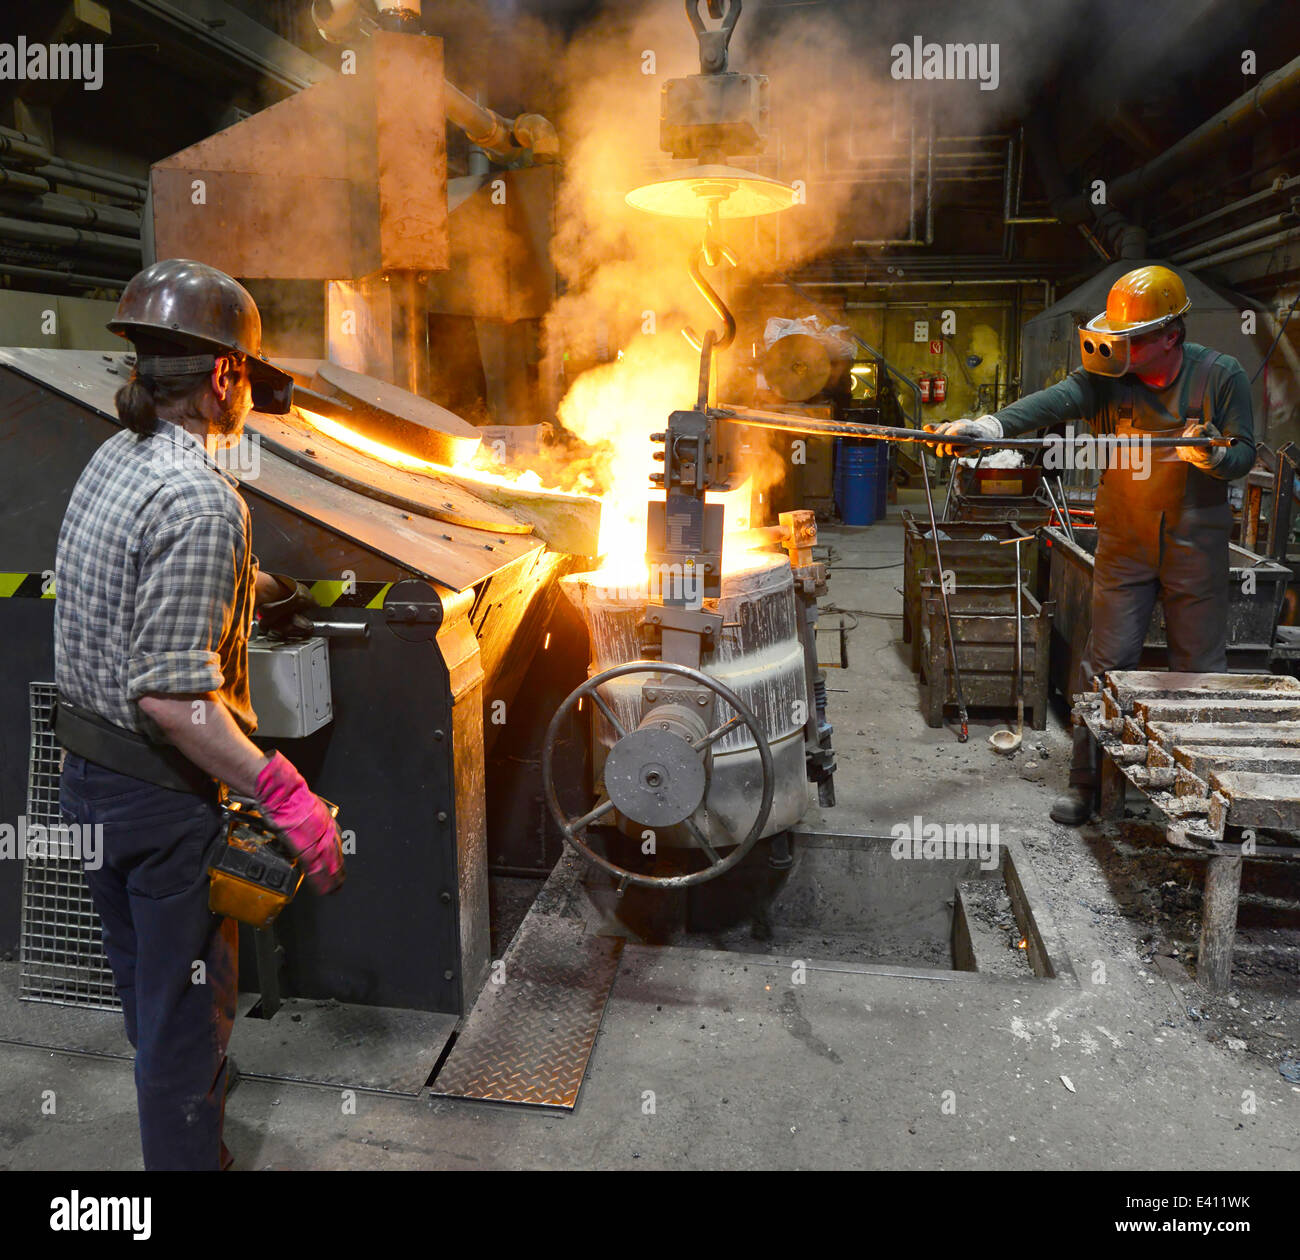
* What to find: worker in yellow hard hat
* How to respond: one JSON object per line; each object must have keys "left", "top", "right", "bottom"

{"left": 927, "top": 264, "right": 1256, "bottom": 826}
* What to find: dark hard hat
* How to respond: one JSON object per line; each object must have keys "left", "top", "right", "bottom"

{"left": 108, "top": 258, "right": 294, "bottom": 413}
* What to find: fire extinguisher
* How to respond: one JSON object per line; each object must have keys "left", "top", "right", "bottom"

{"left": 932, "top": 373, "right": 947, "bottom": 404}
{"left": 918, "top": 375, "right": 932, "bottom": 404}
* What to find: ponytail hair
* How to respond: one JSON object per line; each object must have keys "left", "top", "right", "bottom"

{"left": 115, "top": 335, "right": 213, "bottom": 436}
{"left": 116, "top": 375, "right": 159, "bottom": 436}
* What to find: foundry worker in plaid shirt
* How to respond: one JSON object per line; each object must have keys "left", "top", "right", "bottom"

{"left": 54, "top": 260, "right": 344, "bottom": 1171}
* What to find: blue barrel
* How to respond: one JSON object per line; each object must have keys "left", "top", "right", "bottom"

{"left": 874, "top": 441, "right": 890, "bottom": 519}
{"left": 838, "top": 441, "right": 881, "bottom": 526}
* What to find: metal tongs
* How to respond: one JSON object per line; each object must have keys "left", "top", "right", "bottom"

{"left": 989, "top": 534, "right": 1029, "bottom": 754}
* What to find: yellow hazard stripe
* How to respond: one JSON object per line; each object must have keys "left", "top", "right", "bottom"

{"left": 0, "top": 572, "right": 393, "bottom": 605}
{"left": 308, "top": 580, "right": 393, "bottom": 609}
{"left": 309, "top": 579, "right": 347, "bottom": 606}
{"left": 0, "top": 572, "right": 55, "bottom": 598}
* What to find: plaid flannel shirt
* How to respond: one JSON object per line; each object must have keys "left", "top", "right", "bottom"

{"left": 55, "top": 421, "right": 258, "bottom": 737}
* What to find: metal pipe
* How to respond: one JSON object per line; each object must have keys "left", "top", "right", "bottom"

{"left": 852, "top": 175, "right": 1003, "bottom": 187}
{"left": 0, "top": 133, "right": 50, "bottom": 166}
{"left": 34, "top": 163, "right": 146, "bottom": 204}
{"left": 1187, "top": 225, "right": 1300, "bottom": 271}
{"left": 838, "top": 159, "right": 1004, "bottom": 173}
{"left": 921, "top": 450, "right": 968, "bottom": 742}
{"left": 924, "top": 112, "right": 934, "bottom": 245}
{"left": 0, "top": 126, "right": 148, "bottom": 198}
{"left": 125, "top": 0, "right": 325, "bottom": 93}
{"left": 1002, "top": 136, "right": 1014, "bottom": 257}
{"left": 1170, "top": 213, "right": 1297, "bottom": 263}
{"left": 0, "top": 125, "right": 43, "bottom": 147}
{"left": 847, "top": 299, "right": 1018, "bottom": 309}
{"left": 779, "top": 278, "right": 1062, "bottom": 289}
{"left": 850, "top": 150, "right": 1004, "bottom": 163}
{"left": 0, "top": 168, "right": 50, "bottom": 196}
{"left": 852, "top": 108, "right": 939, "bottom": 247}
{"left": 0, "top": 261, "right": 128, "bottom": 290}
{"left": 443, "top": 81, "right": 558, "bottom": 159}
{"left": 0, "top": 213, "right": 142, "bottom": 260}
{"left": 1014, "top": 125, "right": 1026, "bottom": 217}
{"left": 907, "top": 107, "right": 916, "bottom": 242}
{"left": 1056, "top": 51, "right": 1300, "bottom": 224}
{"left": 1241, "top": 295, "right": 1300, "bottom": 383}
{"left": 990, "top": 535, "right": 1025, "bottom": 753}
{"left": 0, "top": 191, "right": 141, "bottom": 236}
{"left": 307, "top": 619, "right": 371, "bottom": 639}
{"left": 1151, "top": 175, "right": 1300, "bottom": 246}
{"left": 1049, "top": 476, "right": 1076, "bottom": 544}
{"left": 42, "top": 156, "right": 148, "bottom": 195}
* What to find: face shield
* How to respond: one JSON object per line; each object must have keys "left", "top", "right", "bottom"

{"left": 1078, "top": 313, "right": 1179, "bottom": 378}
{"left": 1078, "top": 326, "right": 1135, "bottom": 376}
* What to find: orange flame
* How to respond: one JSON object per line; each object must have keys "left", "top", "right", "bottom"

{"left": 300, "top": 347, "right": 773, "bottom": 579}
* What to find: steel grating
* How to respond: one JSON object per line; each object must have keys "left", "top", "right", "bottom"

{"left": 431, "top": 913, "right": 622, "bottom": 1110}
{"left": 19, "top": 682, "right": 119, "bottom": 1009}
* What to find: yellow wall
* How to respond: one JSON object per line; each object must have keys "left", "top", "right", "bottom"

{"left": 842, "top": 292, "right": 1047, "bottom": 422}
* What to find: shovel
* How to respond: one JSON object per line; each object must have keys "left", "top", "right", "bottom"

{"left": 990, "top": 534, "right": 1027, "bottom": 755}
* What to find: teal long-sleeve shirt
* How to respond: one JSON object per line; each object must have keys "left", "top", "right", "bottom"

{"left": 993, "top": 343, "right": 1256, "bottom": 483}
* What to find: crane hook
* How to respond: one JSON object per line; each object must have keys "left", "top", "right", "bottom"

{"left": 682, "top": 244, "right": 737, "bottom": 354}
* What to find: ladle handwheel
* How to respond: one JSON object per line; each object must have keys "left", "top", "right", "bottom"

{"left": 541, "top": 660, "right": 776, "bottom": 889}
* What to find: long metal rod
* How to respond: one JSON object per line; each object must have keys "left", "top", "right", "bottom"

{"left": 710, "top": 405, "right": 1232, "bottom": 447}
{"left": 1046, "top": 475, "right": 1076, "bottom": 545}
{"left": 993, "top": 535, "right": 1026, "bottom": 749}
{"left": 919, "top": 448, "right": 967, "bottom": 742}
{"left": 1012, "top": 539, "right": 1023, "bottom": 739}
{"left": 1043, "top": 477, "right": 1068, "bottom": 538}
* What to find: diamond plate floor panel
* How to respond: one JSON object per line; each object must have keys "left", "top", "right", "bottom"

{"left": 431, "top": 913, "right": 623, "bottom": 1110}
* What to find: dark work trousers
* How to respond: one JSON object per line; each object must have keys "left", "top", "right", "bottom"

{"left": 60, "top": 754, "right": 236, "bottom": 1170}
{"left": 1070, "top": 502, "right": 1231, "bottom": 787}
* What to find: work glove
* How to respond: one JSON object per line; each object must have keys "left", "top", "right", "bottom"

{"left": 1176, "top": 422, "right": 1228, "bottom": 471}
{"left": 923, "top": 414, "right": 1003, "bottom": 458}
{"left": 254, "top": 752, "right": 345, "bottom": 895}
{"left": 258, "top": 574, "right": 318, "bottom": 640}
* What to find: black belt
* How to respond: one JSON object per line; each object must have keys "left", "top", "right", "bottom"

{"left": 53, "top": 697, "right": 216, "bottom": 796}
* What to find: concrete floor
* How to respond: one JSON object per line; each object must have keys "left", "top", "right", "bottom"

{"left": 3, "top": 496, "right": 1299, "bottom": 1171}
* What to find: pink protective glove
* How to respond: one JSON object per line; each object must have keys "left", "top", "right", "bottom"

{"left": 254, "top": 752, "right": 345, "bottom": 895}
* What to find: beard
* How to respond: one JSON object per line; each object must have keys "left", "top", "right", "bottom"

{"left": 209, "top": 379, "right": 252, "bottom": 437}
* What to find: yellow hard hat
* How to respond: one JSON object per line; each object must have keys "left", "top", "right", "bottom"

{"left": 1085, "top": 265, "right": 1191, "bottom": 336}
